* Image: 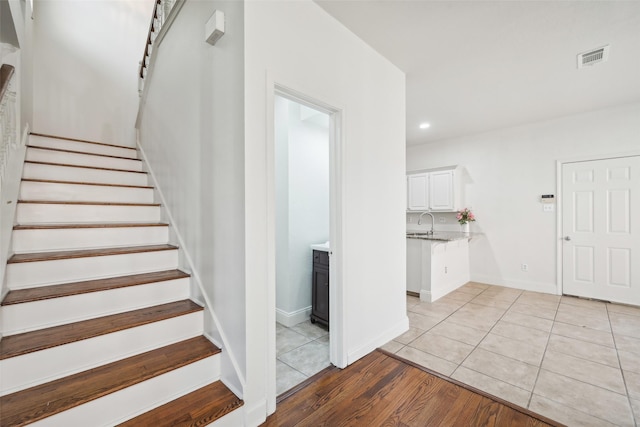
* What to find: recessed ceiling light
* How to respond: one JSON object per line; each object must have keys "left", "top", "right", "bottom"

{"left": 419, "top": 123, "right": 430, "bottom": 129}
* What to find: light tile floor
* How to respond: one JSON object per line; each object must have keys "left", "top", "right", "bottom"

{"left": 383, "top": 283, "right": 640, "bottom": 427}
{"left": 276, "top": 320, "right": 330, "bottom": 395}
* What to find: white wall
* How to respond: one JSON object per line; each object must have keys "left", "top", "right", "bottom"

{"left": 407, "top": 102, "right": 640, "bottom": 294}
{"left": 31, "top": 0, "right": 153, "bottom": 146}
{"left": 275, "top": 96, "right": 329, "bottom": 325}
{"left": 137, "top": 0, "right": 245, "bottom": 398}
{"left": 245, "top": 0, "right": 407, "bottom": 421}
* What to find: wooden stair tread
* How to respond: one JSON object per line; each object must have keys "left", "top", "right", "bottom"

{"left": 1, "top": 269, "right": 189, "bottom": 306}
{"left": 8, "top": 244, "right": 177, "bottom": 264}
{"left": 0, "top": 300, "right": 202, "bottom": 359}
{"left": 25, "top": 160, "right": 147, "bottom": 174}
{"left": 21, "top": 178, "right": 153, "bottom": 189}
{"left": 30, "top": 132, "right": 138, "bottom": 151}
{"left": 117, "top": 381, "right": 243, "bottom": 427}
{"left": 18, "top": 199, "right": 160, "bottom": 206}
{"left": 27, "top": 145, "right": 141, "bottom": 161}
{"left": 13, "top": 222, "right": 168, "bottom": 230}
{"left": 0, "top": 336, "right": 219, "bottom": 427}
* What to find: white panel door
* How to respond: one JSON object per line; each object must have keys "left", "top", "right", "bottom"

{"left": 562, "top": 156, "right": 640, "bottom": 305}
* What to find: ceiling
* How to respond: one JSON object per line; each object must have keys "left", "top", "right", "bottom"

{"left": 315, "top": 1, "right": 640, "bottom": 146}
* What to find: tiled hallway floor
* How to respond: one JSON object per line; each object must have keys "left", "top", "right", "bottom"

{"left": 383, "top": 283, "right": 640, "bottom": 427}
{"left": 276, "top": 320, "right": 330, "bottom": 395}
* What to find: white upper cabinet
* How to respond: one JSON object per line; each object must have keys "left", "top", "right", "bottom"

{"left": 407, "top": 167, "right": 461, "bottom": 212}
{"left": 407, "top": 173, "right": 429, "bottom": 211}
{"left": 429, "top": 170, "right": 455, "bottom": 211}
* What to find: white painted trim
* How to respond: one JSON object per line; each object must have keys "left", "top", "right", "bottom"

{"left": 265, "top": 76, "right": 347, "bottom": 414}
{"left": 135, "top": 0, "right": 186, "bottom": 129}
{"left": 275, "top": 306, "right": 311, "bottom": 327}
{"left": 470, "top": 274, "right": 559, "bottom": 295}
{"left": 136, "top": 136, "right": 246, "bottom": 393}
{"left": 555, "top": 150, "right": 640, "bottom": 298}
{"left": 243, "top": 397, "right": 267, "bottom": 427}
{"left": 347, "top": 317, "right": 409, "bottom": 364}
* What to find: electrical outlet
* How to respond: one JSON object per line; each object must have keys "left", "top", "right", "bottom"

{"left": 521, "top": 263, "right": 528, "bottom": 272}
{"left": 439, "top": 217, "right": 446, "bottom": 223}
{"left": 407, "top": 216, "right": 413, "bottom": 223}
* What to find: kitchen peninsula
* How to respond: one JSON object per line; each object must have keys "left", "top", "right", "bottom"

{"left": 406, "top": 232, "right": 471, "bottom": 302}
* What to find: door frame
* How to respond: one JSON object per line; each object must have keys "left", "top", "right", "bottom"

{"left": 265, "top": 77, "right": 346, "bottom": 413}
{"left": 555, "top": 150, "right": 640, "bottom": 296}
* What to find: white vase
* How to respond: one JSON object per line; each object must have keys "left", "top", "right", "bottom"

{"left": 461, "top": 223, "right": 470, "bottom": 233}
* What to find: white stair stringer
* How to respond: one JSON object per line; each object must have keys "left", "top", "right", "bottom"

{"left": 12, "top": 224, "right": 169, "bottom": 253}
{"left": 6, "top": 247, "right": 179, "bottom": 289}
{"left": 28, "top": 356, "right": 220, "bottom": 427}
{"left": 20, "top": 180, "right": 154, "bottom": 204}
{"left": 23, "top": 161, "right": 149, "bottom": 186}
{"left": 26, "top": 147, "right": 143, "bottom": 171}
{"left": 0, "top": 310, "right": 204, "bottom": 396}
{"left": 16, "top": 201, "right": 161, "bottom": 223}
{"left": 29, "top": 135, "right": 138, "bottom": 159}
{"left": 1, "top": 276, "right": 190, "bottom": 335}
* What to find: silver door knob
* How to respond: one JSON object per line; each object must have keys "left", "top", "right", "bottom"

{"left": 564, "top": 236, "right": 571, "bottom": 241}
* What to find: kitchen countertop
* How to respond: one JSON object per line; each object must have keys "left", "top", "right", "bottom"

{"left": 406, "top": 231, "right": 473, "bottom": 242}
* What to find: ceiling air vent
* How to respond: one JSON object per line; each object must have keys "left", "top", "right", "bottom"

{"left": 577, "top": 45, "right": 610, "bottom": 69}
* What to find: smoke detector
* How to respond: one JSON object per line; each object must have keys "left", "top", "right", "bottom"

{"left": 577, "top": 45, "right": 610, "bottom": 69}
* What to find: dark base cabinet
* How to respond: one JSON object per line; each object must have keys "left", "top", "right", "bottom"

{"left": 310, "top": 250, "right": 329, "bottom": 328}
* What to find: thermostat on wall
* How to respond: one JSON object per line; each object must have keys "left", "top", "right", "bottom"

{"left": 540, "top": 194, "right": 555, "bottom": 203}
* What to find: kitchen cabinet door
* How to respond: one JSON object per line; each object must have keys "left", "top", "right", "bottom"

{"left": 429, "top": 170, "right": 455, "bottom": 211}
{"left": 407, "top": 173, "right": 429, "bottom": 211}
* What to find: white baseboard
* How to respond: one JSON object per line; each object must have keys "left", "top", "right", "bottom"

{"left": 471, "top": 274, "right": 559, "bottom": 295}
{"left": 275, "top": 306, "right": 311, "bottom": 327}
{"left": 347, "top": 316, "right": 409, "bottom": 365}
{"left": 243, "top": 397, "right": 267, "bottom": 427}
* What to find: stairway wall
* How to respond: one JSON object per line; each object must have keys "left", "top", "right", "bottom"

{"left": 136, "top": 0, "right": 246, "bottom": 399}
{"left": 31, "top": 0, "right": 154, "bottom": 146}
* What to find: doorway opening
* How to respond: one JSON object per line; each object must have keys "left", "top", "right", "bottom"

{"left": 274, "top": 94, "right": 331, "bottom": 395}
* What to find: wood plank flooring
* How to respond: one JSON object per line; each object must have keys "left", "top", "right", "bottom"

{"left": 263, "top": 350, "right": 564, "bottom": 427}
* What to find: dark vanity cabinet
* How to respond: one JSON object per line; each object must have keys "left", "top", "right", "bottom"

{"left": 311, "top": 250, "right": 329, "bottom": 328}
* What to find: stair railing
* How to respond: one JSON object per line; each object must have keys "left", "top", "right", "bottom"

{"left": 0, "top": 64, "right": 17, "bottom": 188}
{"left": 138, "top": 0, "right": 178, "bottom": 95}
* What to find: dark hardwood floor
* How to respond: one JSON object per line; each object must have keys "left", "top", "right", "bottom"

{"left": 263, "top": 349, "right": 564, "bottom": 427}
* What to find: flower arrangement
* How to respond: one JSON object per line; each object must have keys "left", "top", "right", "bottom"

{"left": 457, "top": 208, "right": 476, "bottom": 225}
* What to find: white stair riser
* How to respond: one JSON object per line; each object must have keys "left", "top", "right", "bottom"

{"left": 16, "top": 203, "right": 161, "bottom": 223}
{"left": 30, "top": 358, "right": 219, "bottom": 427}
{"left": 29, "top": 135, "right": 138, "bottom": 159}
{"left": 7, "top": 250, "right": 179, "bottom": 289}
{"left": 20, "top": 181, "right": 154, "bottom": 204}
{"left": 13, "top": 226, "right": 169, "bottom": 253}
{"left": 23, "top": 162, "right": 148, "bottom": 186}
{"left": 0, "top": 311, "right": 204, "bottom": 396}
{"left": 1, "top": 278, "right": 190, "bottom": 335}
{"left": 26, "top": 147, "right": 142, "bottom": 171}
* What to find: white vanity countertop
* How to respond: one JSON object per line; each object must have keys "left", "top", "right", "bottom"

{"left": 310, "top": 241, "right": 330, "bottom": 252}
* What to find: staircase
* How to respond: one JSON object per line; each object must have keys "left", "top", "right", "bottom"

{"left": 0, "top": 134, "right": 243, "bottom": 426}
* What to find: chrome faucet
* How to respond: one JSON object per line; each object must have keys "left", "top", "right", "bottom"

{"left": 418, "top": 211, "right": 435, "bottom": 235}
